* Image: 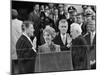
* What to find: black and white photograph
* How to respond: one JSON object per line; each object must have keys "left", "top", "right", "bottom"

{"left": 11, "top": 0, "right": 96, "bottom": 74}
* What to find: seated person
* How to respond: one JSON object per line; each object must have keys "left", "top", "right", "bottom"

{"left": 53, "top": 19, "right": 72, "bottom": 51}
{"left": 38, "top": 26, "right": 60, "bottom": 53}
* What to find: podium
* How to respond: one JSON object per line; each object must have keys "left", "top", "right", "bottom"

{"left": 35, "top": 51, "right": 73, "bottom": 73}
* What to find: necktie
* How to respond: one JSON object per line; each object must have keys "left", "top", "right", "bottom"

{"left": 62, "top": 35, "right": 66, "bottom": 45}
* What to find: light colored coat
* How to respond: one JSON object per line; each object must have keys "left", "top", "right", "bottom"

{"left": 11, "top": 19, "right": 23, "bottom": 59}
{"left": 38, "top": 43, "right": 60, "bottom": 53}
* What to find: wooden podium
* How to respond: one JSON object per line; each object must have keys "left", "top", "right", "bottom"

{"left": 35, "top": 51, "right": 73, "bottom": 73}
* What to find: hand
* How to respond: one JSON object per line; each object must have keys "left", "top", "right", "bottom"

{"left": 90, "top": 60, "right": 96, "bottom": 65}
{"left": 32, "top": 37, "right": 37, "bottom": 49}
{"left": 67, "top": 43, "right": 72, "bottom": 48}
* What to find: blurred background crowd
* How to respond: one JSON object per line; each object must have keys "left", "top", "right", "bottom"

{"left": 11, "top": 1, "right": 96, "bottom": 74}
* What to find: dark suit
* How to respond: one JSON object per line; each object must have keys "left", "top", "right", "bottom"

{"left": 71, "top": 35, "right": 89, "bottom": 70}
{"left": 53, "top": 33, "right": 70, "bottom": 51}
{"left": 28, "top": 11, "right": 41, "bottom": 48}
{"left": 81, "top": 23, "right": 87, "bottom": 35}
{"left": 16, "top": 35, "right": 37, "bottom": 74}
{"left": 67, "top": 18, "right": 75, "bottom": 34}
{"left": 84, "top": 32, "right": 96, "bottom": 69}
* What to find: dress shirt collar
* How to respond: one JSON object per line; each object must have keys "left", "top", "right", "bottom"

{"left": 23, "top": 32, "right": 33, "bottom": 45}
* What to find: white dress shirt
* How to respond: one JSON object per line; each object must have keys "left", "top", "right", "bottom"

{"left": 61, "top": 33, "right": 67, "bottom": 45}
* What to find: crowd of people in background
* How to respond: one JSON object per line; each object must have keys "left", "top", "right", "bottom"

{"left": 11, "top": 3, "right": 96, "bottom": 74}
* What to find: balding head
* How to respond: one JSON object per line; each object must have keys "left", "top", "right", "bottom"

{"left": 70, "top": 23, "right": 82, "bottom": 39}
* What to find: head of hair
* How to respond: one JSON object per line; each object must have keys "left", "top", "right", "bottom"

{"left": 12, "top": 9, "right": 18, "bottom": 19}
{"left": 21, "top": 21, "right": 34, "bottom": 32}
{"left": 43, "top": 26, "right": 56, "bottom": 39}
{"left": 71, "top": 23, "right": 82, "bottom": 35}
{"left": 59, "top": 19, "right": 68, "bottom": 26}
{"left": 76, "top": 13, "right": 84, "bottom": 17}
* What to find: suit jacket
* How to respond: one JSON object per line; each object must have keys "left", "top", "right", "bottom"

{"left": 53, "top": 33, "right": 70, "bottom": 51}
{"left": 81, "top": 23, "right": 87, "bottom": 35}
{"left": 71, "top": 35, "right": 89, "bottom": 70}
{"left": 84, "top": 32, "right": 96, "bottom": 62}
{"left": 38, "top": 42, "right": 60, "bottom": 53}
{"left": 28, "top": 11, "right": 40, "bottom": 36}
{"left": 16, "top": 35, "right": 37, "bottom": 59}
{"left": 16, "top": 34, "right": 37, "bottom": 74}
{"left": 67, "top": 18, "right": 75, "bottom": 34}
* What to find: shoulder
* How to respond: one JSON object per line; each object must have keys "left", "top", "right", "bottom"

{"left": 53, "top": 33, "right": 60, "bottom": 40}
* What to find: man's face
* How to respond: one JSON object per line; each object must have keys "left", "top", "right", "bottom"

{"left": 43, "top": 32, "right": 52, "bottom": 43}
{"left": 34, "top": 4, "right": 39, "bottom": 11}
{"left": 76, "top": 15, "right": 83, "bottom": 24}
{"left": 54, "top": 9, "right": 58, "bottom": 15}
{"left": 87, "top": 22, "right": 95, "bottom": 32}
{"left": 26, "top": 24, "right": 34, "bottom": 37}
{"left": 70, "top": 12, "right": 77, "bottom": 22}
{"left": 70, "top": 28, "right": 77, "bottom": 39}
{"left": 59, "top": 23, "right": 68, "bottom": 34}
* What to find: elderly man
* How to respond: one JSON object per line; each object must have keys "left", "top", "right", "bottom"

{"left": 53, "top": 19, "right": 71, "bottom": 51}
{"left": 16, "top": 21, "right": 37, "bottom": 74}
{"left": 84, "top": 20, "right": 96, "bottom": 69}
{"left": 70, "top": 23, "right": 89, "bottom": 70}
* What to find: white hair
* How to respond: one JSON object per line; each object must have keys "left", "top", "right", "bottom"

{"left": 71, "top": 23, "right": 82, "bottom": 35}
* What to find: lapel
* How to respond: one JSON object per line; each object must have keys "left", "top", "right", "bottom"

{"left": 22, "top": 35, "right": 33, "bottom": 48}
{"left": 59, "top": 33, "right": 67, "bottom": 46}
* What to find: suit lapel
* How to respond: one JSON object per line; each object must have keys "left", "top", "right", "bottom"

{"left": 59, "top": 33, "right": 67, "bottom": 46}
{"left": 23, "top": 35, "right": 33, "bottom": 48}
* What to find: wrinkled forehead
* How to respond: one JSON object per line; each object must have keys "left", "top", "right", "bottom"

{"left": 59, "top": 22, "right": 68, "bottom": 27}
{"left": 59, "top": 19, "right": 68, "bottom": 26}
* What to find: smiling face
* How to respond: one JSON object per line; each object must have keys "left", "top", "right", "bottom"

{"left": 26, "top": 24, "right": 34, "bottom": 37}
{"left": 76, "top": 15, "right": 83, "bottom": 24}
{"left": 43, "top": 31, "right": 52, "bottom": 44}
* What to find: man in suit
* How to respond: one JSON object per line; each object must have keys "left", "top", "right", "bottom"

{"left": 76, "top": 13, "right": 87, "bottom": 35}
{"left": 84, "top": 20, "right": 96, "bottom": 69}
{"left": 70, "top": 23, "right": 89, "bottom": 70}
{"left": 67, "top": 6, "right": 77, "bottom": 34}
{"left": 28, "top": 4, "right": 41, "bottom": 48}
{"left": 16, "top": 21, "right": 37, "bottom": 74}
{"left": 53, "top": 19, "right": 71, "bottom": 51}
